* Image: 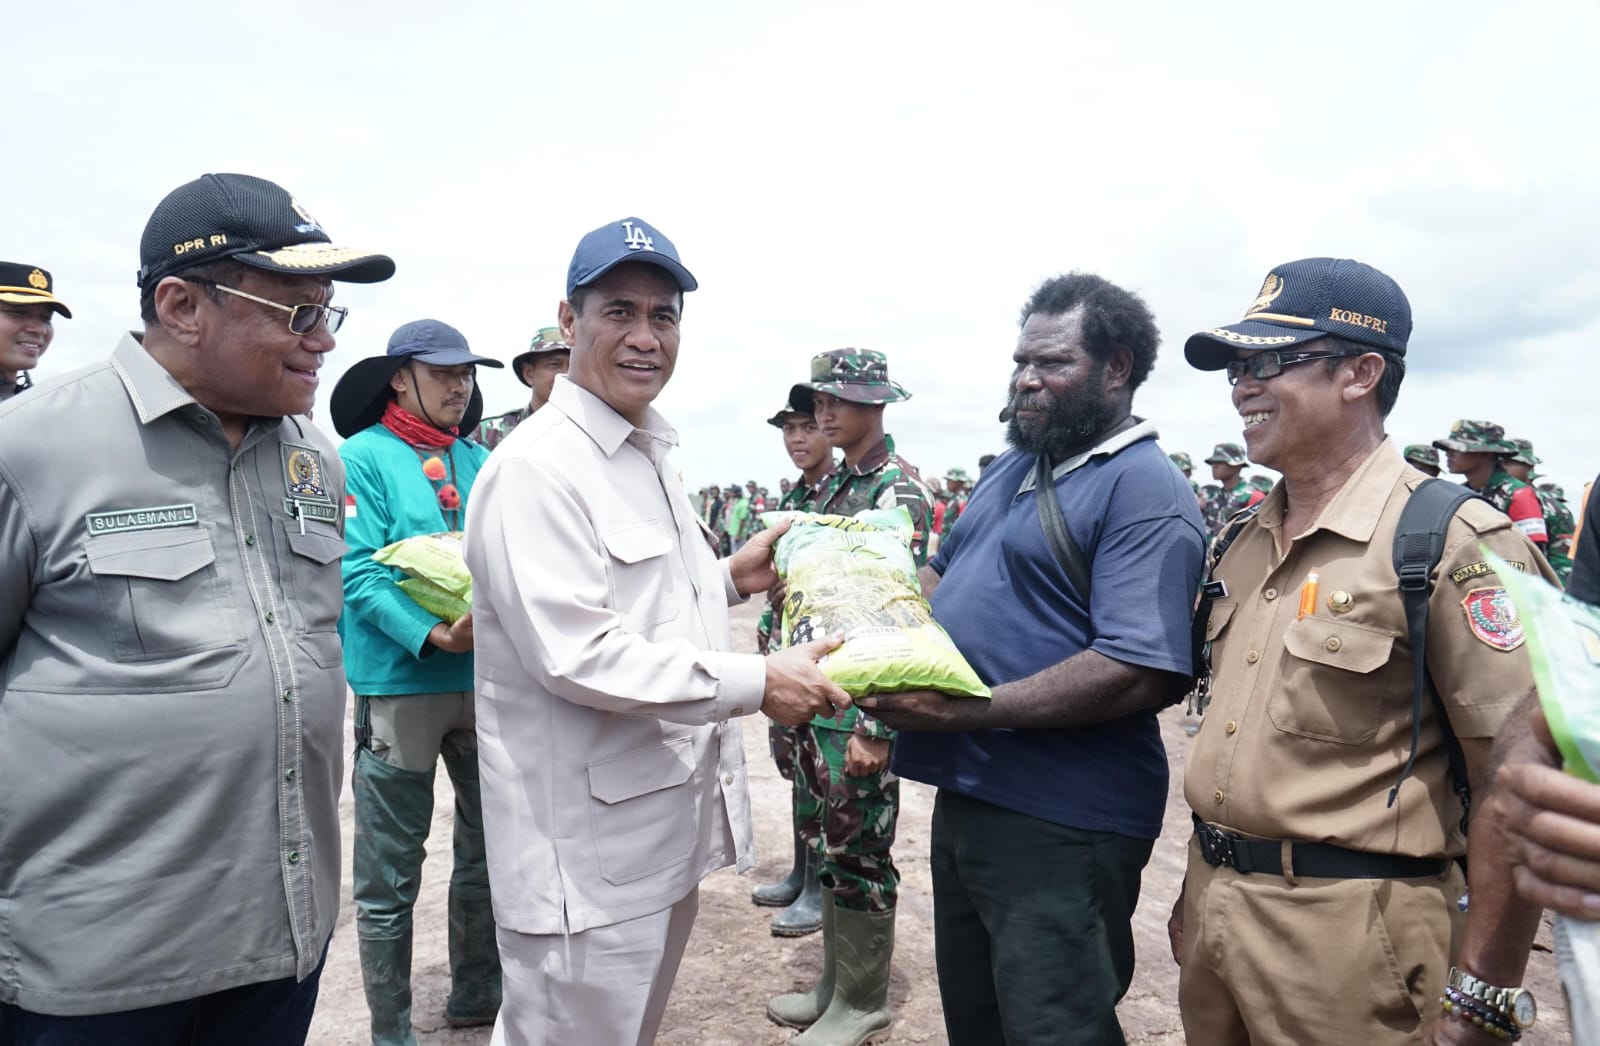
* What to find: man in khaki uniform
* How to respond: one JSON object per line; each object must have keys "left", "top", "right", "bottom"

{"left": 1171, "top": 258, "right": 1552, "bottom": 1045}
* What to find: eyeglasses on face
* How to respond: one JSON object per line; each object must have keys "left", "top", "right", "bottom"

{"left": 187, "top": 278, "right": 347, "bottom": 335}
{"left": 1225, "top": 347, "right": 1362, "bottom": 386}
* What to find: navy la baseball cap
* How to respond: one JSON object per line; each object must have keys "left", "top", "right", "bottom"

{"left": 566, "top": 217, "right": 697, "bottom": 297}
{"left": 1184, "top": 257, "right": 1412, "bottom": 371}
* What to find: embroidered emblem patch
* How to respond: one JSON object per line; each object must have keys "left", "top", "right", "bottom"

{"left": 1461, "top": 587, "right": 1524, "bottom": 651}
{"left": 27, "top": 268, "right": 48, "bottom": 290}
{"left": 1245, "top": 272, "right": 1284, "bottom": 315}
{"left": 281, "top": 445, "right": 331, "bottom": 503}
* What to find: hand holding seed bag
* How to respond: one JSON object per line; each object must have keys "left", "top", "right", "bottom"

{"left": 373, "top": 531, "right": 472, "bottom": 623}
{"left": 1487, "top": 554, "right": 1600, "bottom": 1041}
{"left": 765, "top": 507, "right": 988, "bottom": 698}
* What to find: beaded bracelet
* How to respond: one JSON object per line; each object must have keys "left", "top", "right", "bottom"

{"left": 1440, "top": 987, "right": 1521, "bottom": 1041}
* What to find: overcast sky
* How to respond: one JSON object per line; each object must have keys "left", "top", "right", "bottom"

{"left": 12, "top": 0, "right": 1599, "bottom": 498}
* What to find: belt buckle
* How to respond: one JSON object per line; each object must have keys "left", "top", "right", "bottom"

{"left": 1196, "top": 819, "right": 1239, "bottom": 870}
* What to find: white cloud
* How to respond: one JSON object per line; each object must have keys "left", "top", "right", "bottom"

{"left": 9, "top": 0, "right": 1597, "bottom": 499}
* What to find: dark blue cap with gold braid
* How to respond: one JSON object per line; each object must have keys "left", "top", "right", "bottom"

{"left": 138, "top": 173, "right": 395, "bottom": 289}
{"left": 1185, "top": 257, "right": 1411, "bottom": 371}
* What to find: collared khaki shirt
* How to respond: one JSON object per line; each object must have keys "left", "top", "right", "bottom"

{"left": 1186, "top": 440, "right": 1552, "bottom": 859}
{"left": 0, "top": 334, "right": 348, "bottom": 1015}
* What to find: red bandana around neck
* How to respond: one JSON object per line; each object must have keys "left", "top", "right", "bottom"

{"left": 381, "top": 399, "right": 458, "bottom": 448}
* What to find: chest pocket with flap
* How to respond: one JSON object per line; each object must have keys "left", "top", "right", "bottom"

{"left": 279, "top": 518, "right": 348, "bottom": 635}
{"left": 601, "top": 521, "right": 680, "bottom": 630}
{"left": 85, "top": 528, "right": 242, "bottom": 661}
{"left": 1269, "top": 616, "right": 1397, "bottom": 745}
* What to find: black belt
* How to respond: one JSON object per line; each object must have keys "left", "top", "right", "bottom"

{"left": 1192, "top": 815, "right": 1448, "bottom": 879}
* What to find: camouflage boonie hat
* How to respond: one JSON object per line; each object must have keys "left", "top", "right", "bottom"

{"left": 766, "top": 397, "right": 814, "bottom": 427}
{"left": 1506, "top": 438, "right": 1540, "bottom": 467}
{"left": 1169, "top": 451, "right": 1194, "bottom": 472}
{"left": 1402, "top": 444, "right": 1440, "bottom": 470}
{"left": 789, "top": 348, "right": 911, "bottom": 411}
{"left": 945, "top": 467, "right": 972, "bottom": 484}
{"left": 1249, "top": 475, "right": 1275, "bottom": 493}
{"left": 1433, "top": 419, "right": 1511, "bottom": 455}
{"left": 1538, "top": 480, "right": 1566, "bottom": 500}
{"left": 1205, "top": 442, "right": 1248, "bottom": 466}
{"left": 512, "top": 326, "right": 573, "bottom": 386}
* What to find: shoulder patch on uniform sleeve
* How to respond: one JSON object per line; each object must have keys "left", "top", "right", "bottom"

{"left": 1449, "top": 560, "right": 1526, "bottom": 585}
{"left": 1461, "top": 586, "right": 1524, "bottom": 651}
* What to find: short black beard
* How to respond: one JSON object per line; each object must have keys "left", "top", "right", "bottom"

{"left": 1004, "top": 372, "right": 1118, "bottom": 462}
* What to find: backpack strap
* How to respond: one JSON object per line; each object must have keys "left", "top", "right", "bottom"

{"left": 1034, "top": 452, "right": 1093, "bottom": 601}
{"left": 1188, "top": 504, "right": 1260, "bottom": 705}
{"left": 1388, "top": 478, "right": 1482, "bottom": 831}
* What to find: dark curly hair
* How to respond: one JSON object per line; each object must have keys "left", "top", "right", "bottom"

{"left": 1019, "top": 272, "right": 1161, "bottom": 391}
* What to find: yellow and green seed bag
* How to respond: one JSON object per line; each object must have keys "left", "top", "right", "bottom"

{"left": 766, "top": 507, "right": 989, "bottom": 699}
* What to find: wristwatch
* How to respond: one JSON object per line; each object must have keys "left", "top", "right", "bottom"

{"left": 1446, "top": 967, "right": 1538, "bottom": 1029}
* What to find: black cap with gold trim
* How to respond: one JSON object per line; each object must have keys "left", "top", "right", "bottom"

{"left": 0, "top": 262, "right": 71, "bottom": 318}
{"left": 137, "top": 173, "right": 395, "bottom": 289}
{"left": 1185, "top": 257, "right": 1411, "bottom": 371}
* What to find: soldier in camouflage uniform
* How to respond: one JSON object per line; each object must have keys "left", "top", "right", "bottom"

{"left": 1202, "top": 442, "right": 1264, "bottom": 539}
{"left": 1504, "top": 437, "right": 1575, "bottom": 582}
{"left": 1434, "top": 419, "right": 1550, "bottom": 556}
{"left": 768, "top": 349, "right": 934, "bottom": 1042}
{"left": 752, "top": 399, "right": 838, "bottom": 935}
{"left": 471, "top": 326, "right": 569, "bottom": 448}
{"left": 1170, "top": 450, "right": 1201, "bottom": 504}
{"left": 1402, "top": 442, "right": 1441, "bottom": 477}
{"left": 1248, "top": 474, "right": 1274, "bottom": 496}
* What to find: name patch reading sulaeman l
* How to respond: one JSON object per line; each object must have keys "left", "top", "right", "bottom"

{"left": 85, "top": 503, "right": 200, "bottom": 535}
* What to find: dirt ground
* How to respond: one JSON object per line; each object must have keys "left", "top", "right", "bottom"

{"left": 307, "top": 600, "right": 1573, "bottom": 1045}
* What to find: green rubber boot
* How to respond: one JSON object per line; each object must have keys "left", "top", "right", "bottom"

{"left": 358, "top": 934, "right": 417, "bottom": 1046}
{"left": 752, "top": 807, "right": 809, "bottom": 907}
{"left": 790, "top": 905, "right": 894, "bottom": 1046}
{"left": 766, "top": 887, "right": 837, "bottom": 1028}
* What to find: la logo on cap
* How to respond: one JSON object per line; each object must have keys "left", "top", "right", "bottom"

{"left": 622, "top": 220, "right": 654, "bottom": 253}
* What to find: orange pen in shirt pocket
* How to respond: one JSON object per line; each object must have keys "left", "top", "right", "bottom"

{"left": 1297, "top": 569, "right": 1320, "bottom": 620}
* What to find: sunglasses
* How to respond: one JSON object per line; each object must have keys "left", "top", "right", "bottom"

{"left": 1225, "top": 348, "right": 1362, "bottom": 386}
{"left": 188, "top": 278, "right": 347, "bottom": 335}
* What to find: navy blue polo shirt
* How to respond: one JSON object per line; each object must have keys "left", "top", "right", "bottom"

{"left": 892, "top": 431, "right": 1206, "bottom": 839}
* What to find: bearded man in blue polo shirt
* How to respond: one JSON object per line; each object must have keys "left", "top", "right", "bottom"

{"left": 861, "top": 272, "right": 1206, "bottom": 1046}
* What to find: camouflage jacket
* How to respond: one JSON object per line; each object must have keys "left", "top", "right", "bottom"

{"left": 1480, "top": 469, "right": 1549, "bottom": 549}
{"left": 813, "top": 433, "right": 935, "bottom": 738}
{"left": 1534, "top": 485, "right": 1576, "bottom": 583}
{"left": 1202, "top": 478, "right": 1262, "bottom": 539}
{"left": 472, "top": 407, "right": 530, "bottom": 451}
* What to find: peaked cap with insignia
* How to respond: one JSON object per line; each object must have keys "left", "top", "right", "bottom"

{"left": 1185, "top": 257, "right": 1411, "bottom": 371}
{"left": 138, "top": 173, "right": 395, "bottom": 289}
{"left": 0, "top": 261, "right": 72, "bottom": 318}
